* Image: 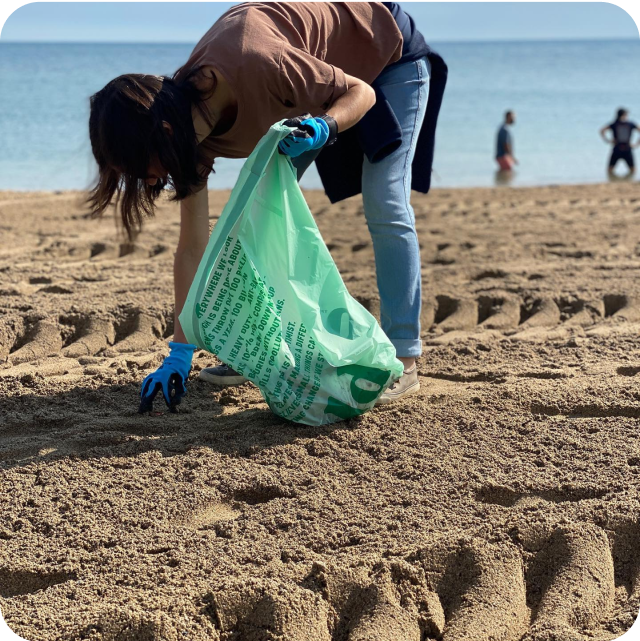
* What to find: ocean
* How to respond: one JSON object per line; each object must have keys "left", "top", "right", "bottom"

{"left": 1, "top": 39, "right": 639, "bottom": 192}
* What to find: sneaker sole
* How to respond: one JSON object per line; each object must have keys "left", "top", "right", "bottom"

{"left": 198, "top": 370, "right": 248, "bottom": 386}
{"left": 375, "top": 381, "right": 421, "bottom": 406}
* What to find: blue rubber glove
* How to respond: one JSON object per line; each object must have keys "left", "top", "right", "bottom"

{"left": 139, "top": 341, "right": 197, "bottom": 413}
{"left": 279, "top": 115, "right": 331, "bottom": 158}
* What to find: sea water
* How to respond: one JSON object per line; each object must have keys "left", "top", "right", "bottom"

{"left": 0, "top": 39, "right": 639, "bottom": 191}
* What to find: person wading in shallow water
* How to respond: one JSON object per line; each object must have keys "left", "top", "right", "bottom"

{"left": 88, "top": 2, "right": 447, "bottom": 413}
{"left": 600, "top": 108, "right": 639, "bottom": 180}
{"left": 496, "top": 110, "right": 517, "bottom": 173}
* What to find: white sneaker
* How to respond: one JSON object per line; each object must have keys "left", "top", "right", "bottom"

{"left": 375, "top": 366, "right": 420, "bottom": 405}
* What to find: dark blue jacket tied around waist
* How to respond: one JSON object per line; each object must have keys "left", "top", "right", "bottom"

{"left": 315, "top": 2, "right": 448, "bottom": 203}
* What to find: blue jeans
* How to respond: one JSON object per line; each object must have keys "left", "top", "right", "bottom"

{"left": 294, "top": 57, "right": 430, "bottom": 358}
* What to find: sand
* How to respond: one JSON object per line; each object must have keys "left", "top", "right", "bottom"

{"left": 1, "top": 183, "right": 640, "bottom": 641}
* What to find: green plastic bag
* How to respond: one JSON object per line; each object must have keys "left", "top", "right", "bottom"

{"left": 180, "top": 123, "right": 403, "bottom": 425}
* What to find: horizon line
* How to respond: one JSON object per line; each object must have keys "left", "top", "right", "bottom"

{"left": 1, "top": 35, "right": 638, "bottom": 45}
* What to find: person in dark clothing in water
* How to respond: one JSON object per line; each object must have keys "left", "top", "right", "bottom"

{"left": 600, "top": 108, "right": 639, "bottom": 179}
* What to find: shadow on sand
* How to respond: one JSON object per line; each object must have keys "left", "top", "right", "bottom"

{"left": 0, "top": 378, "right": 351, "bottom": 472}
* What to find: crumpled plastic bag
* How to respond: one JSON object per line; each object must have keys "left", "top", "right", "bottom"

{"left": 180, "top": 123, "right": 403, "bottom": 425}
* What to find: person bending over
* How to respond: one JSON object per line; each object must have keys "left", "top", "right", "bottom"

{"left": 88, "top": 2, "right": 447, "bottom": 412}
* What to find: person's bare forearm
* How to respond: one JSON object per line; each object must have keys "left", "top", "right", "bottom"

{"left": 173, "top": 250, "right": 206, "bottom": 343}
{"left": 326, "top": 73, "right": 376, "bottom": 133}
{"left": 173, "top": 188, "right": 210, "bottom": 343}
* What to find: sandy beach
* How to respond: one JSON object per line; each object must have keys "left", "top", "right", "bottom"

{"left": 1, "top": 183, "right": 640, "bottom": 641}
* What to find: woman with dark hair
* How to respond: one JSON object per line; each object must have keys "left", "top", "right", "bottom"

{"left": 88, "top": 2, "right": 447, "bottom": 413}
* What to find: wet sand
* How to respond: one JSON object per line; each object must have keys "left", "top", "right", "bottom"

{"left": 1, "top": 184, "right": 640, "bottom": 640}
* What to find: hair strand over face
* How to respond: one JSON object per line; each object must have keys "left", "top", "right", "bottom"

{"left": 87, "top": 72, "right": 213, "bottom": 239}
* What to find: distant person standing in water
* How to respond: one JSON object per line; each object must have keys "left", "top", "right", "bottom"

{"left": 496, "top": 111, "right": 517, "bottom": 172}
{"left": 600, "top": 108, "right": 639, "bottom": 179}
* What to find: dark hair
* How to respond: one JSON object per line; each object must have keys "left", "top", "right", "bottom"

{"left": 617, "top": 108, "right": 628, "bottom": 119}
{"left": 87, "top": 72, "right": 213, "bottom": 239}
{"left": 505, "top": 110, "right": 514, "bottom": 119}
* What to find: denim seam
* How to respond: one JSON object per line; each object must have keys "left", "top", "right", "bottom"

{"left": 401, "top": 60, "right": 425, "bottom": 213}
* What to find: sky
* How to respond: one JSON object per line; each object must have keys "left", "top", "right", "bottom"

{"left": 1, "top": 2, "right": 638, "bottom": 43}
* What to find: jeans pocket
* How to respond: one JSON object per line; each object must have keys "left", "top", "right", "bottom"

{"left": 375, "top": 59, "right": 423, "bottom": 88}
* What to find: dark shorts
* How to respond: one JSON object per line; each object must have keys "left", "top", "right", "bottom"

{"left": 609, "top": 144, "right": 634, "bottom": 168}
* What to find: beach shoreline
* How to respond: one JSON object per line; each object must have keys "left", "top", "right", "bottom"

{"left": 1, "top": 183, "right": 640, "bottom": 640}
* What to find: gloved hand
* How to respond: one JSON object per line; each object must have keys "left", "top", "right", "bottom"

{"left": 279, "top": 114, "right": 338, "bottom": 158}
{"left": 139, "top": 341, "right": 197, "bottom": 413}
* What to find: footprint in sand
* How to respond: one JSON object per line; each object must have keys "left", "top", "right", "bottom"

{"left": 189, "top": 502, "right": 240, "bottom": 529}
{"left": 421, "top": 291, "right": 640, "bottom": 345}
{"left": 79, "top": 608, "right": 179, "bottom": 641}
{"left": 1, "top": 306, "right": 170, "bottom": 377}
{"left": 0, "top": 567, "right": 77, "bottom": 599}
{"left": 190, "top": 518, "right": 639, "bottom": 641}
{"left": 200, "top": 560, "right": 444, "bottom": 641}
